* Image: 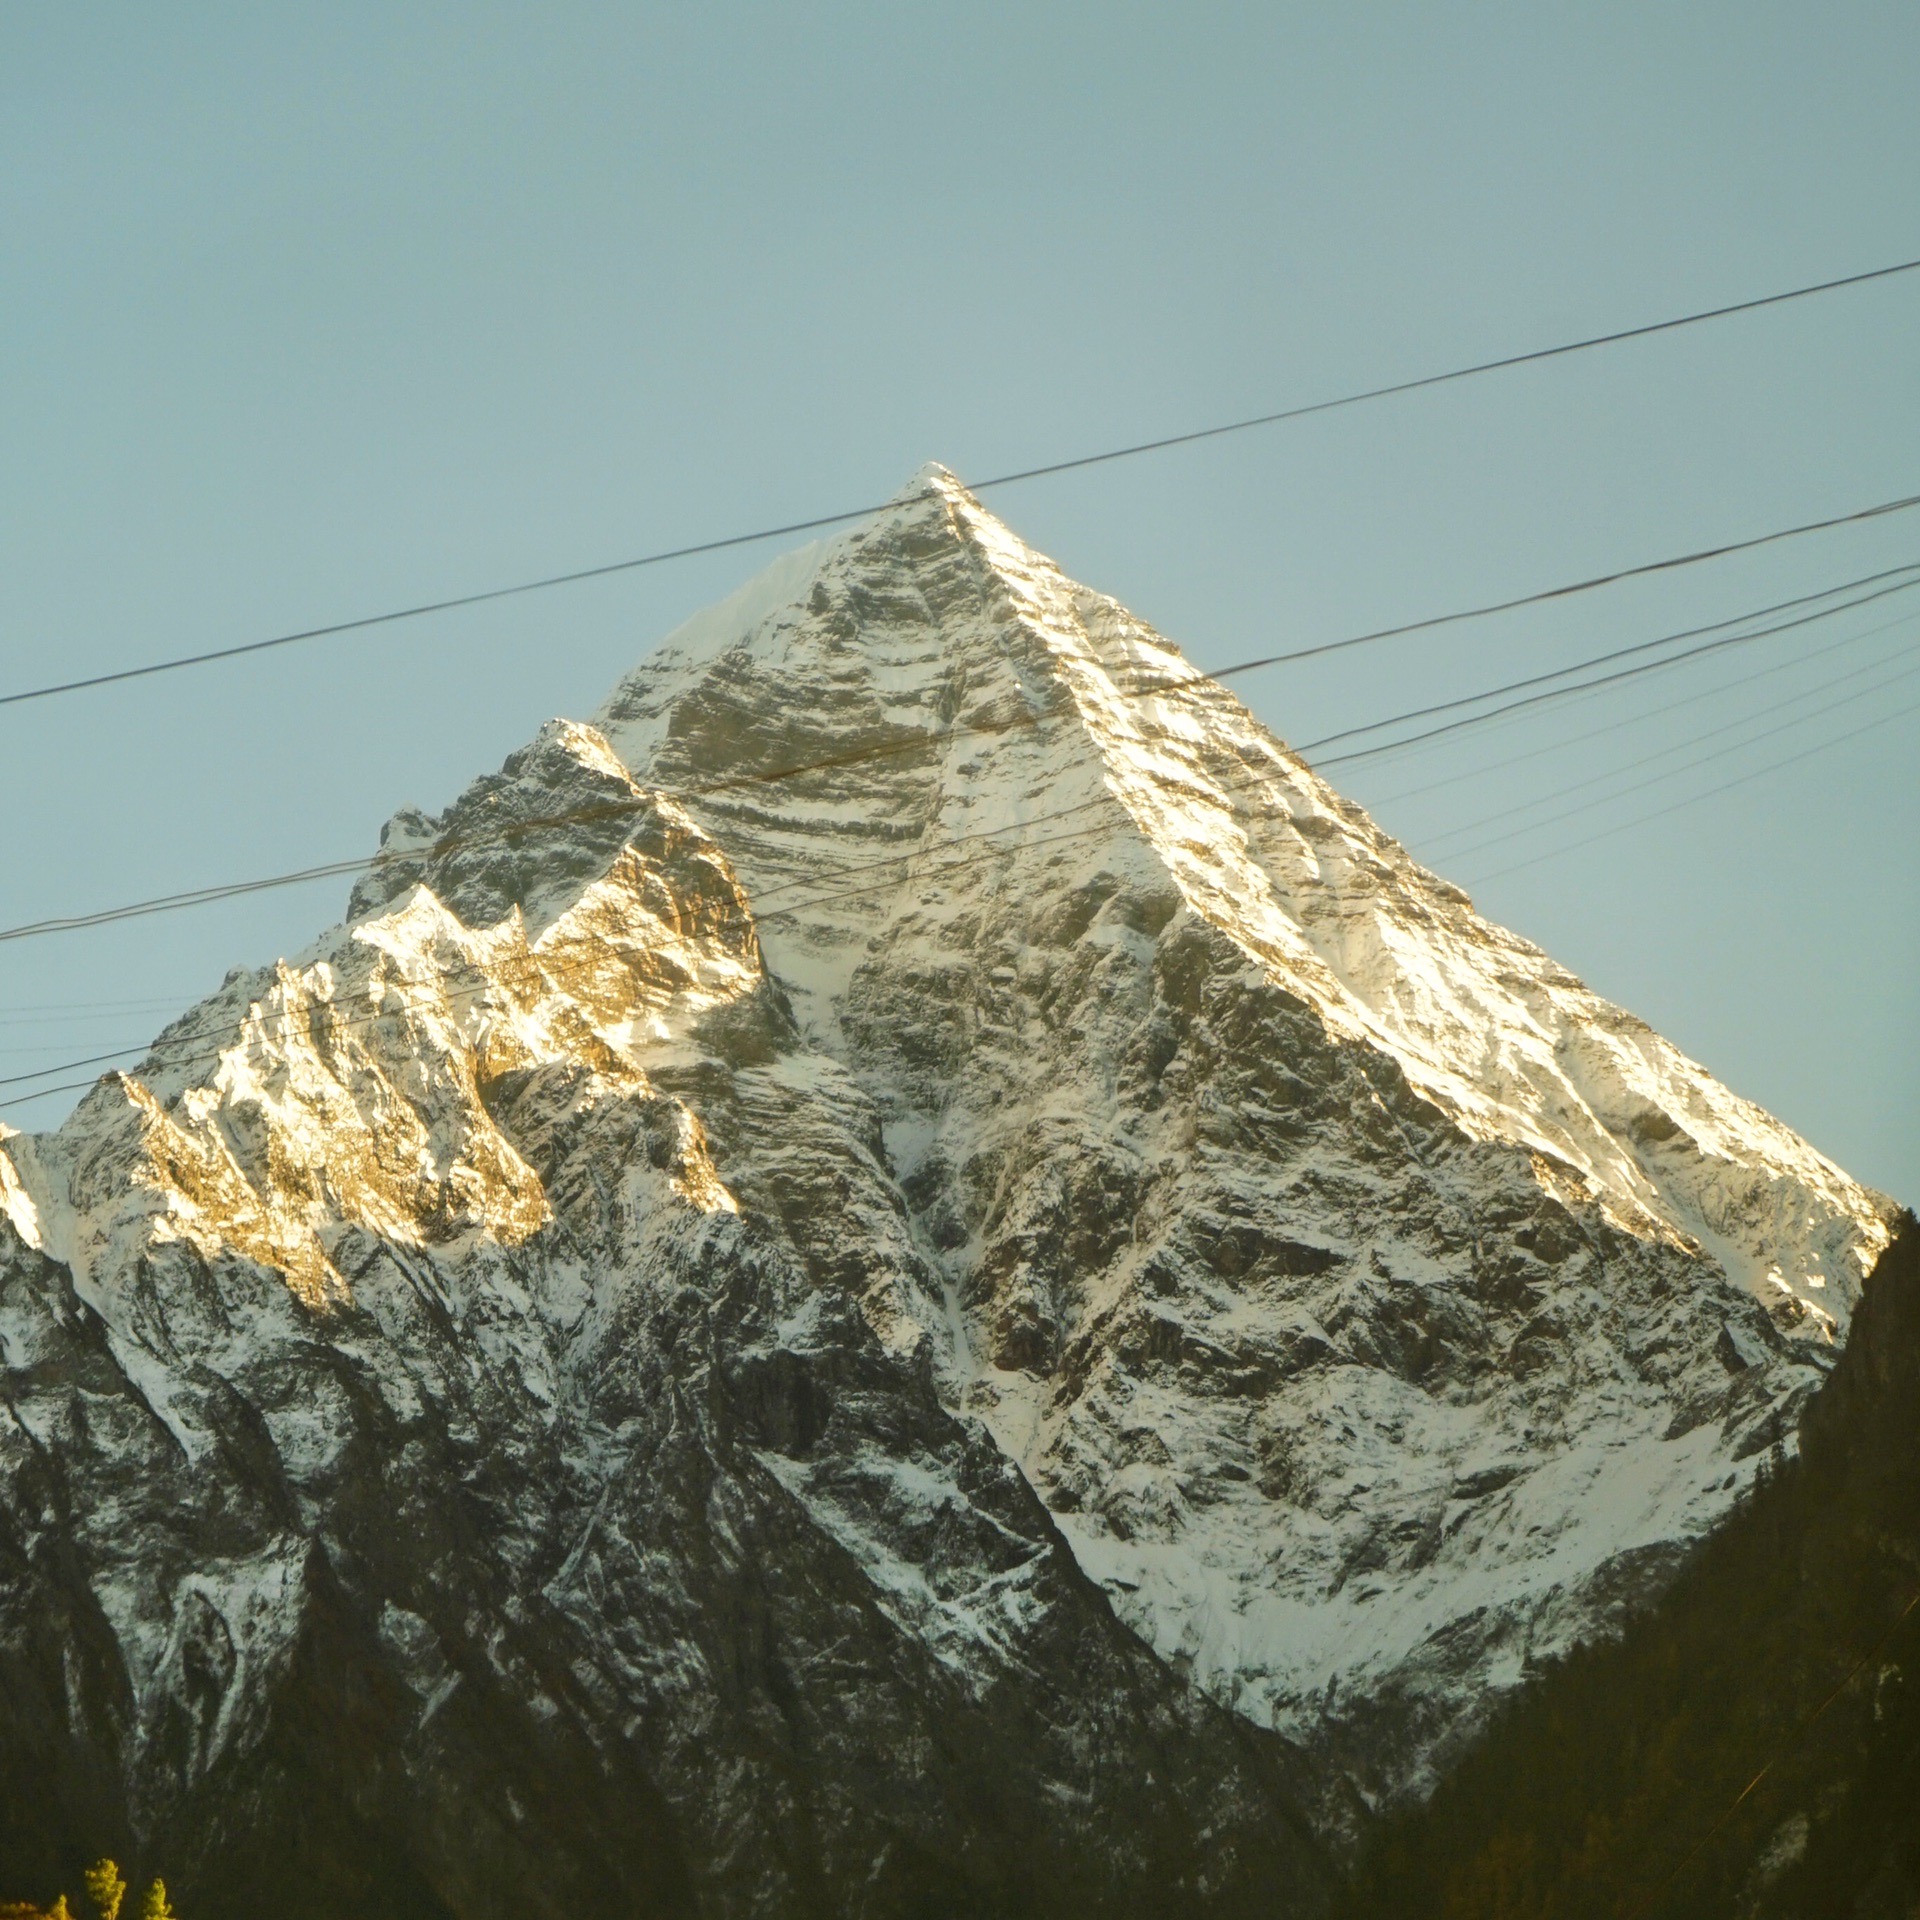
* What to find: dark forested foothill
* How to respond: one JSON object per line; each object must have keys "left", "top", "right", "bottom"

{"left": 1341, "top": 1214, "right": 1920, "bottom": 1920}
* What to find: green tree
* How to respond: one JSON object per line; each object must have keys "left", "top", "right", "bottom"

{"left": 81, "top": 1863, "right": 125, "bottom": 1920}
{"left": 137, "top": 1884, "right": 174, "bottom": 1920}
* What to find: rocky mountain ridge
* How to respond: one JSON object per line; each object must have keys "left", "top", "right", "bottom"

{"left": 0, "top": 469, "right": 1894, "bottom": 1910}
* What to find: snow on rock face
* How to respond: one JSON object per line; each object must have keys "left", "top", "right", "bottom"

{"left": 595, "top": 467, "right": 1894, "bottom": 1812}
{"left": 0, "top": 469, "right": 1892, "bottom": 1905}
{"left": 0, "top": 708, "right": 1325, "bottom": 1915}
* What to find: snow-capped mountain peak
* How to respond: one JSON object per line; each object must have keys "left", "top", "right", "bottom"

{"left": 590, "top": 470, "right": 1890, "bottom": 1801}
{"left": 0, "top": 469, "right": 1893, "bottom": 1906}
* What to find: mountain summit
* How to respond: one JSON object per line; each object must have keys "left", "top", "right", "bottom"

{"left": 0, "top": 470, "right": 1892, "bottom": 1912}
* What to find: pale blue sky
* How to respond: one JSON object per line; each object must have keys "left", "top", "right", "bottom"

{"left": 3, "top": 3, "right": 1916, "bottom": 1196}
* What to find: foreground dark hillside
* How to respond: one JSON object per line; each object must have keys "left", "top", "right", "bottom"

{"left": 1344, "top": 1214, "right": 1920, "bottom": 1920}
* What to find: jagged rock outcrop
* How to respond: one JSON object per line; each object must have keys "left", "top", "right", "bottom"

{"left": 0, "top": 470, "right": 1894, "bottom": 1910}
{"left": 0, "top": 728, "right": 1323, "bottom": 1915}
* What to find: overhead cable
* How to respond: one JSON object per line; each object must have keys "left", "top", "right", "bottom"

{"left": 1430, "top": 648, "right": 1920, "bottom": 862}
{"left": 1460, "top": 694, "right": 1920, "bottom": 886}
{"left": 1620, "top": 1582, "right": 1920, "bottom": 1920}
{"left": 1202, "top": 493, "right": 1920, "bottom": 682}
{"left": 2, "top": 548, "right": 1915, "bottom": 956}
{"left": 1291, "top": 562, "right": 1920, "bottom": 755}
{"left": 1309, "top": 568, "right": 1920, "bottom": 772}
{"left": 1370, "top": 603, "right": 1920, "bottom": 809}
{"left": 6, "top": 258, "right": 1919, "bottom": 712}
{"left": 7, "top": 585, "right": 1917, "bottom": 1112}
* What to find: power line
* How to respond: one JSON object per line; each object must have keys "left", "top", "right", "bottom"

{"left": 8, "top": 576, "right": 1916, "bottom": 1114}
{"left": 5, "top": 528, "right": 1919, "bottom": 1108}
{"left": 1461, "top": 693, "right": 1920, "bottom": 886}
{"left": 7, "top": 259, "right": 1920, "bottom": 714}
{"left": 1420, "top": 629, "right": 1920, "bottom": 848}
{"left": 1308, "top": 567, "right": 1920, "bottom": 772}
{"left": 0, "top": 1002, "right": 208, "bottom": 1031}
{"left": 0, "top": 857, "right": 387, "bottom": 945}
{"left": 0, "top": 992, "right": 209, "bottom": 1017}
{"left": 2, "top": 541, "right": 1914, "bottom": 957}
{"left": 658, "top": 591, "right": 1920, "bottom": 920}
{"left": 751, "top": 660, "right": 1920, "bottom": 947}
{"left": 756, "top": 628, "right": 1920, "bottom": 916}
{"left": 974, "top": 256, "right": 1920, "bottom": 495}
{"left": 0, "top": 972, "right": 538, "bottom": 1111}
{"left": 1203, "top": 493, "right": 1920, "bottom": 682}
{"left": 0, "top": 802, "right": 1195, "bottom": 1114}
{"left": 1293, "top": 562, "right": 1920, "bottom": 757}
{"left": 10, "top": 657, "right": 1900, "bottom": 1118}
{"left": 1369, "top": 604, "right": 1920, "bottom": 810}
{"left": 1429, "top": 650, "right": 1920, "bottom": 863}
{"left": 0, "top": 1040, "right": 188, "bottom": 1093}
{"left": 4, "top": 682, "right": 1908, "bottom": 1116}
{"left": 0, "top": 777, "right": 1147, "bottom": 1105}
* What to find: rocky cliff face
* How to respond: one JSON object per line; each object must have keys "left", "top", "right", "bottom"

{"left": 0, "top": 471, "right": 1893, "bottom": 1910}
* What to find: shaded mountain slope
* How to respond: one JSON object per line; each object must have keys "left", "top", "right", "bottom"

{"left": 1341, "top": 1213, "right": 1920, "bottom": 1919}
